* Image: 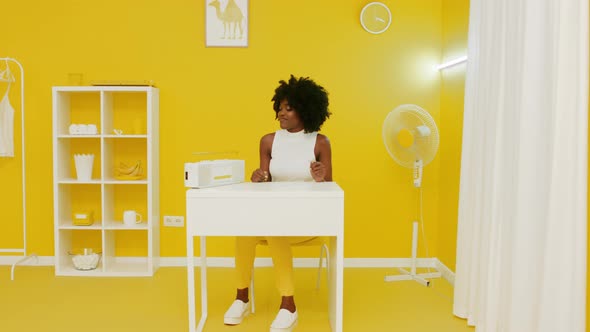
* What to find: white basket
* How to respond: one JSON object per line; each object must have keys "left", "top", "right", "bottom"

{"left": 69, "top": 249, "right": 101, "bottom": 270}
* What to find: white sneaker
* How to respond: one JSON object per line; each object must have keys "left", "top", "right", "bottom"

{"left": 270, "top": 309, "right": 298, "bottom": 331}
{"left": 224, "top": 299, "right": 250, "bottom": 325}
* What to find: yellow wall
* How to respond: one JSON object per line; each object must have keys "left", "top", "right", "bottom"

{"left": 0, "top": 0, "right": 447, "bottom": 258}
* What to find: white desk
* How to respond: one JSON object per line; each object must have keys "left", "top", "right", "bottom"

{"left": 186, "top": 182, "right": 344, "bottom": 332}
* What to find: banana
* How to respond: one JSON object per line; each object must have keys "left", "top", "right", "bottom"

{"left": 117, "top": 165, "right": 135, "bottom": 176}
{"left": 117, "top": 162, "right": 136, "bottom": 175}
{"left": 130, "top": 163, "right": 143, "bottom": 177}
{"left": 134, "top": 161, "right": 143, "bottom": 176}
{"left": 116, "top": 160, "right": 141, "bottom": 176}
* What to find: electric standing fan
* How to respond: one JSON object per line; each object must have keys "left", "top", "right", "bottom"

{"left": 382, "top": 104, "right": 441, "bottom": 286}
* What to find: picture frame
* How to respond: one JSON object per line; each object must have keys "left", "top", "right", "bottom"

{"left": 205, "top": 0, "right": 249, "bottom": 47}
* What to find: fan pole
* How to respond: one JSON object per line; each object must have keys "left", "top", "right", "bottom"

{"left": 384, "top": 222, "right": 441, "bottom": 286}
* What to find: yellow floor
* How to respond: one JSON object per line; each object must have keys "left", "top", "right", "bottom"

{"left": 0, "top": 266, "right": 474, "bottom": 332}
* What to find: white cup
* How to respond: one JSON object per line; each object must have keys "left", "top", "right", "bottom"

{"left": 123, "top": 210, "right": 142, "bottom": 226}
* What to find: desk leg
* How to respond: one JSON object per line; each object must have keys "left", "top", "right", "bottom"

{"left": 197, "top": 236, "right": 208, "bottom": 331}
{"left": 329, "top": 235, "right": 344, "bottom": 332}
{"left": 187, "top": 236, "right": 196, "bottom": 332}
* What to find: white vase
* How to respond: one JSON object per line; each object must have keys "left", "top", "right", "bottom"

{"left": 74, "top": 154, "right": 94, "bottom": 181}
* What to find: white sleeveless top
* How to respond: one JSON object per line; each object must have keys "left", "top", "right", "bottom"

{"left": 269, "top": 129, "right": 317, "bottom": 182}
{"left": 0, "top": 85, "right": 14, "bottom": 157}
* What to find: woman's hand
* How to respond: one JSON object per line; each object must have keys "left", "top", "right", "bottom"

{"left": 310, "top": 161, "right": 326, "bottom": 182}
{"left": 251, "top": 168, "right": 269, "bottom": 182}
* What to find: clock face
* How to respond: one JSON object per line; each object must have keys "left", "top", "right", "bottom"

{"left": 360, "top": 2, "right": 392, "bottom": 34}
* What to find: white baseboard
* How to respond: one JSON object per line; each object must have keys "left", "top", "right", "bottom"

{"left": 435, "top": 258, "right": 455, "bottom": 286}
{"left": 342, "top": 257, "right": 439, "bottom": 268}
{"left": 0, "top": 255, "right": 455, "bottom": 285}
{"left": 0, "top": 254, "right": 52, "bottom": 266}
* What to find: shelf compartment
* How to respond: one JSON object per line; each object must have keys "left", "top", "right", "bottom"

{"left": 103, "top": 137, "right": 147, "bottom": 181}
{"left": 55, "top": 229, "right": 103, "bottom": 275}
{"left": 103, "top": 230, "right": 149, "bottom": 274}
{"left": 103, "top": 184, "right": 148, "bottom": 227}
{"left": 56, "top": 184, "right": 102, "bottom": 228}
{"left": 56, "top": 137, "right": 101, "bottom": 181}
{"left": 54, "top": 91, "right": 101, "bottom": 136}
{"left": 103, "top": 91, "right": 148, "bottom": 136}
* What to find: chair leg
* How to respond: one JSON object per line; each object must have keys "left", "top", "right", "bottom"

{"left": 316, "top": 247, "right": 322, "bottom": 290}
{"left": 250, "top": 268, "right": 256, "bottom": 313}
{"left": 316, "top": 243, "right": 330, "bottom": 290}
{"left": 324, "top": 243, "right": 330, "bottom": 282}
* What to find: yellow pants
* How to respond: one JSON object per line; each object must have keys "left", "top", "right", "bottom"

{"left": 235, "top": 236, "right": 314, "bottom": 296}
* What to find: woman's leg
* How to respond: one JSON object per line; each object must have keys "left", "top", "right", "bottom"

{"left": 266, "top": 236, "right": 297, "bottom": 312}
{"left": 225, "top": 236, "right": 263, "bottom": 326}
{"left": 235, "top": 236, "right": 259, "bottom": 301}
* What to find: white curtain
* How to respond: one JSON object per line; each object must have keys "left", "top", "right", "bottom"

{"left": 453, "top": 0, "right": 588, "bottom": 331}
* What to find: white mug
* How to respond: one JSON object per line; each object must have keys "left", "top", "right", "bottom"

{"left": 123, "top": 210, "right": 142, "bottom": 226}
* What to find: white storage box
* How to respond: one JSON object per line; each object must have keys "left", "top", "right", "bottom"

{"left": 184, "top": 159, "right": 245, "bottom": 188}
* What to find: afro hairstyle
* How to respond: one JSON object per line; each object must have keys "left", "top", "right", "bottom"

{"left": 271, "top": 75, "right": 331, "bottom": 133}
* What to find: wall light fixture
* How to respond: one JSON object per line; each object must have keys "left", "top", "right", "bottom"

{"left": 436, "top": 55, "right": 468, "bottom": 71}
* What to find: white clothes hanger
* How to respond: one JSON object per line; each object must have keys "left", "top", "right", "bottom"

{"left": 0, "top": 57, "right": 37, "bottom": 279}
{"left": 0, "top": 60, "right": 15, "bottom": 83}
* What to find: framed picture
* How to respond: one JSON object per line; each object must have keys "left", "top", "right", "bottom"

{"left": 205, "top": 0, "right": 249, "bottom": 47}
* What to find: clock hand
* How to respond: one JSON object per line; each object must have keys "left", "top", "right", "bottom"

{"left": 376, "top": 17, "right": 385, "bottom": 23}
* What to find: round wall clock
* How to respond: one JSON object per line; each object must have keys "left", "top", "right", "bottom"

{"left": 360, "top": 2, "right": 392, "bottom": 34}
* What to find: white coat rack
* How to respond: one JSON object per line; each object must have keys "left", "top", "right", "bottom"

{"left": 0, "top": 57, "right": 37, "bottom": 280}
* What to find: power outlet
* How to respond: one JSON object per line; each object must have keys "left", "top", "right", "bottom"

{"left": 163, "top": 216, "right": 184, "bottom": 227}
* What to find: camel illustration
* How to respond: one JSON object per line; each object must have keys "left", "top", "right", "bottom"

{"left": 208, "top": 0, "right": 244, "bottom": 40}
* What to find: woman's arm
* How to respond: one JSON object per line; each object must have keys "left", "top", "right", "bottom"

{"left": 311, "top": 134, "right": 332, "bottom": 182}
{"left": 251, "top": 133, "right": 274, "bottom": 182}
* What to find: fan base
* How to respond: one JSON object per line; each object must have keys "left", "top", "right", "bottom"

{"left": 384, "top": 220, "right": 442, "bottom": 287}
{"left": 384, "top": 268, "right": 441, "bottom": 287}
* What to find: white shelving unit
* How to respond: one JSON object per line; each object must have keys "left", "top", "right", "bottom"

{"left": 52, "top": 86, "right": 159, "bottom": 276}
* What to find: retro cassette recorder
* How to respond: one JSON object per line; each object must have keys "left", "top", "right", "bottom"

{"left": 184, "top": 159, "right": 245, "bottom": 188}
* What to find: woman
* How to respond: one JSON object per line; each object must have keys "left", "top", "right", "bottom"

{"left": 224, "top": 75, "right": 332, "bottom": 331}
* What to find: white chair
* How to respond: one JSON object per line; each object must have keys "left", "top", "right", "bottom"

{"left": 249, "top": 237, "right": 330, "bottom": 313}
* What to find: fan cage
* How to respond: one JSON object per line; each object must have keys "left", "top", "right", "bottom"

{"left": 382, "top": 104, "right": 439, "bottom": 168}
